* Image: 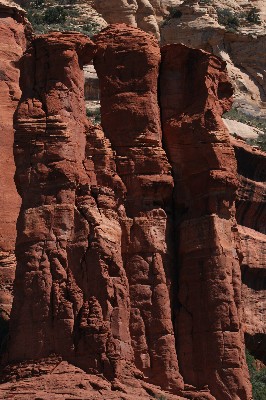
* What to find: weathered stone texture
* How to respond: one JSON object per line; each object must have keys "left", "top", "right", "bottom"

{"left": 0, "top": 10, "right": 265, "bottom": 400}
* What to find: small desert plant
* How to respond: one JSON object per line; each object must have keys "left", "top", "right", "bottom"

{"left": 246, "top": 8, "right": 261, "bottom": 25}
{"left": 168, "top": 7, "right": 182, "bottom": 19}
{"left": 224, "top": 108, "right": 266, "bottom": 151}
{"left": 86, "top": 108, "right": 101, "bottom": 125}
{"left": 26, "top": 0, "right": 101, "bottom": 37}
{"left": 217, "top": 8, "right": 240, "bottom": 30}
{"left": 246, "top": 350, "right": 266, "bottom": 400}
{"left": 161, "top": 6, "right": 182, "bottom": 26}
{"left": 44, "top": 6, "right": 67, "bottom": 24}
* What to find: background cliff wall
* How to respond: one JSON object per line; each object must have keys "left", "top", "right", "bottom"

{"left": 160, "top": 0, "right": 266, "bottom": 122}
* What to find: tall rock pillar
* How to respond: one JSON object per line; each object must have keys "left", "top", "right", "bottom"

{"left": 160, "top": 43, "right": 252, "bottom": 400}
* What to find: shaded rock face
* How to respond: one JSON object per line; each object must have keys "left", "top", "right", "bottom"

{"left": 0, "top": 0, "right": 31, "bottom": 353}
{"left": 232, "top": 138, "right": 266, "bottom": 364}
{"left": 1, "top": 17, "right": 264, "bottom": 400}
{"left": 159, "top": 43, "right": 252, "bottom": 400}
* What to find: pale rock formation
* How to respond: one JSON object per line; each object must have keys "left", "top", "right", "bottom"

{"left": 92, "top": 0, "right": 176, "bottom": 39}
{"left": 223, "top": 118, "right": 263, "bottom": 139}
{"left": 161, "top": 0, "right": 266, "bottom": 118}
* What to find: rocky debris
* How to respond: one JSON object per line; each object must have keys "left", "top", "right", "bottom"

{"left": 160, "top": 0, "right": 266, "bottom": 119}
{"left": 159, "top": 43, "right": 252, "bottom": 400}
{"left": 0, "top": 0, "right": 31, "bottom": 353}
{"left": 0, "top": 358, "right": 188, "bottom": 400}
{"left": 231, "top": 137, "right": 266, "bottom": 364}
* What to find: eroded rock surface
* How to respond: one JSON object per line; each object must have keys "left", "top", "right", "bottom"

{"left": 0, "top": 10, "right": 265, "bottom": 400}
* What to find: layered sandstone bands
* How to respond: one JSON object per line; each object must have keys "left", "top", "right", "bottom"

{"left": 0, "top": 5, "right": 265, "bottom": 400}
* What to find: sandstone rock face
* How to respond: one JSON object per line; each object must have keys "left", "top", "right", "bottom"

{"left": 232, "top": 138, "right": 266, "bottom": 364}
{"left": 160, "top": 0, "right": 266, "bottom": 118}
{"left": 1, "top": 18, "right": 264, "bottom": 400}
{"left": 0, "top": 0, "right": 31, "bottom": 353}
{"left": 159, "top": 43, "right": 252, "bottom": 400}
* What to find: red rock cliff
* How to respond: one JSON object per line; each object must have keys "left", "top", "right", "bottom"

{"left": 1, "top": 20, "right": 265, "bottom": 400}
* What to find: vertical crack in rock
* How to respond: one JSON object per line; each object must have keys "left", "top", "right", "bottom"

{"left": 159, "top": 43, "right": 252, "bottom": 400}
{"left": 93, "top": 24, "right": 184, "bottom": 392}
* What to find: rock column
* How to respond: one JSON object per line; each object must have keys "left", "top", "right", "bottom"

{"left": 160, "top": 43, "right": 252, "bottom": 400}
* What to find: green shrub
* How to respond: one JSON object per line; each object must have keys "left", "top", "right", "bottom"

{"left": 44, "top": 6, "right": 67, "bottom": 24}
{"left": 217, "top": 8, "right": 240, "bottom": 30}
{"left": 169, "top": 7, "right": 182, "bottom": 19}
{"left": 246, "top": 8, "right": 261, "bottom": 25}
{"left": 161, "top": 6, "right": 183, "bottom": 26}
{"left": 246, "top": 350, "right": 266, "bottom": 400}
{"left": 26, "top": 1, "right": 101, "bottom": 37}
{"left": 86, "top": 108, "right": 101, "bottom": 125}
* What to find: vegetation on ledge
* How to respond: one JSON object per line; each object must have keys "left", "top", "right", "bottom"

{"left": 246, "top": 350, "right": 266, "bottom": 400}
